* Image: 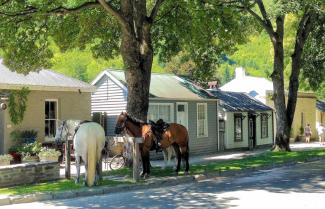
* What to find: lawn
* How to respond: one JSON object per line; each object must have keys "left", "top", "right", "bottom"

{"left": 103, "top": 149, "right": 325, "bottom": 177}
{"left": 1, "top": 149, "right": 324, "bottom": 195}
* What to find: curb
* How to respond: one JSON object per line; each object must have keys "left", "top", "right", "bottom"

{"left": 1, "top": 155, "right": 325, "bottom": 206}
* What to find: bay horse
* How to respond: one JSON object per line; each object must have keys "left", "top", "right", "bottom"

{"left": 115, "top": 112, "right": 189, "bottom": 178}
{"left": 55, "top": 120, "right": 105, "bottom": 187}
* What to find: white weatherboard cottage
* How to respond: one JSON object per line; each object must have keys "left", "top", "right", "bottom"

{"left": 208, "top": 89, "right": 274, "bottom": 150}
{"left": 91, "top": 70, "right": 219, "bottom": 155}
{"left": 221, "top": 67, "right": 317, "bottom": 141}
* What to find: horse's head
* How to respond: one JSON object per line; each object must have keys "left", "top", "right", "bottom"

{"left": 55, "top": 120, "right": 69, "bottom": 144}
{"left": 115, "top": 112, "right": 128, "bottom": 134}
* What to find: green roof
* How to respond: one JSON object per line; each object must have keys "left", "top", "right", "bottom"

{"left": 106, "top": 70, "right": 216, "bottom": 101}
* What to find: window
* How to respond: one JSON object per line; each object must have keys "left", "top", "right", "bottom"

{"left": 261, "top": 113, "right": 268, "bottom": 138}
{"left": 234, "top": 114, "right": 243, "bottom": 141}
{"left": 197, "top": 103, "right": 208, "bottom": 137}
{"left": 148, "top": 103, "right": 174, "bottom": 123}
{"left": 45, "top": 100, "right": 58, "bottom": 138}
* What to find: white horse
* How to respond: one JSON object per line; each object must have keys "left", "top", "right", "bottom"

{"left": 55, "top": 120, "right": 105, "bottom": 187}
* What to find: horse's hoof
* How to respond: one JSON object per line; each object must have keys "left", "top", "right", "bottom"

{"left": 75, "top": 179, "right": 80, "bottom": 184}
{"left": 174, "top": 171, "right": 179, "bottom": 176}
{"left": 184, "top": 171, "right": 189, "bottom": 176}
{"left": 140, "top": 172, "right": 144, "bottom": 178}
{"left": 143, "top": 174, "right": 150, "bottom": 179}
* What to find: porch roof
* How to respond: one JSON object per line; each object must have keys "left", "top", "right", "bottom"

{"left": 208, "top": 89, "right": 273, "bottom": 112}
{"left": 317, "top": 100, "right": 325, "bottom": 112}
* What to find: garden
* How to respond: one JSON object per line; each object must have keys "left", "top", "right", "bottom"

{"left": 0, "top": 130, "right": 61, "bottom": 166}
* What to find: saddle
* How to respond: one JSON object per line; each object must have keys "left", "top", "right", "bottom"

{"left": 149, "top": 119, "right": 170, "bottom": 152}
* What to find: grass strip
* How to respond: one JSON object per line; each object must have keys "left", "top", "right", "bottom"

{"left": 1, "top": 149, "right": 324, "bottom": 195}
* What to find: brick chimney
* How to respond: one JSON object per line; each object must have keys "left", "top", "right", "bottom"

{"left": 208, "top": 81, "right": 218, "bottom": 89}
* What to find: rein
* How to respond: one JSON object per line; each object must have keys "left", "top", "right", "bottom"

{"left": 119, "top": 114, "right": 151, "bottom": 137}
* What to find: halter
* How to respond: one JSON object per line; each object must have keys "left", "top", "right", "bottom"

{"left": 115, "top": 116, "right": 127, "bottom": 134}
{"left": 58, "top": 121, "right": 70, "bottom": 143}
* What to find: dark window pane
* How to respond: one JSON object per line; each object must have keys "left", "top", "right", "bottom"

{"left": 45, "top": 120, "right": 49, "bottom": 136}
{"left": 45, "top": 101, "right": 49, "bottom": 119}
{"left": 178, "top": 105, "right": 185, "bottom": 112}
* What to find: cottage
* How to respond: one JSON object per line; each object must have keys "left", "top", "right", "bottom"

{"left": 91, "top": 70, "right": 218, "bottom": 155}
{"left": 220, "top": 67, "right": 317, "bottom": 141}
{"left": 0, "top": 60, "right": 95, "bottom": 154}
{"left": 208, "top": 89, "right": 274, "bottom": 150}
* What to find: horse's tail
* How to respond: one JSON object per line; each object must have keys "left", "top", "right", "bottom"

{"left": 87, "top": 139, "right": 96, "bottom": 187}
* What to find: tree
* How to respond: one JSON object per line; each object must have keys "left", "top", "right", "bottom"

{"left": 216, "top": 0, "right": 323, "bottom": 151}
{"left": 0, "top": 0, "right": 249, "bottom": 120}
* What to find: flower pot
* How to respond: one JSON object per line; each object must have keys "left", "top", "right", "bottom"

{"left": 39, "top": 156, "right": 59, "bottom": 162}
{"left": 9, "top": 152, "right": 22, "bottom": 163}
{"left": 22, "top": 156, "right": 39, "bottom": 163}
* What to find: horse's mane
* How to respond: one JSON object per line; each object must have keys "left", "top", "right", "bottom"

{"left": 126, "top": 114, "right": 147, "bottom": 126}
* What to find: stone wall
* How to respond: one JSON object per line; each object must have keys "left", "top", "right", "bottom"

{"left": 0, "top": 162, "right": 60, "bottom": 187}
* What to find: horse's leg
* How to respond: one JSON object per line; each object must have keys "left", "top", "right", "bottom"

{"left": 75, "top": 156, "right": 81, "bottom": 184}
{"left": 172, "top": 143, "right": 181, "bottom": 175}
{"left": 162, "top": 149, "right": 168, "bottom": 169}
{"left": 140, "top": 149, "right": 146, "bottom": 177}
{"left": 183, "top": 146, "right": 190, "bottom": 175}
{"left": 146, "top": 151, "right": 151, "bottom": 178}
{"left": 84, "top": 161, "right": 88, "bottom": 187}
{"left": 95, "top": 162, "right": 101, "bottom": 186}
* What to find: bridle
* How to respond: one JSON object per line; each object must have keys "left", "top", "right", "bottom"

{"left": 58, "top": 121, "right": 70, "bottom": 143}
{"left": 115, "top": 115, "right": 127, "bottom": 134}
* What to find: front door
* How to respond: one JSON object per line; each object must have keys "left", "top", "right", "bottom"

{"left": 248, "top": 114, "right": 256, "bottom": 150}
{"left": 176, "top": 102, "right": 188, "bottom": 129}
{"left": 0, "top": 110, "right": 4, "bottom": 154}
{"left": 219, "top": 120, "right": 225, "bottom": 151}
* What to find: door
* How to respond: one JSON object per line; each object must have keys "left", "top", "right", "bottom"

{"left": 0, "top": 110, "right": 4, "bottom": 154}
{"left": 219, "top": 120, "right": 225, "bottom": 151}
{"left": 248, "top": 114, "right": 256, "bottom": 150}
{"left": 176, "top": 102, "right": 188, "bottom": 129}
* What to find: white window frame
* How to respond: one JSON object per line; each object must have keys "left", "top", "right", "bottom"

{"left": 197, "top": 103, "right": 208, "bottom": 138}
{"left": 261, "top": 113, "right": 268, "bottom": 138}
{"left": 148, "top": 103, "right": 174, "bottom": 123}
{"left": 45, "top": 99, "right": 58, "bottom": 140}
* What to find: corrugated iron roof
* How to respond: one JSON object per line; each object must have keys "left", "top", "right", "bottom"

{"left": 317, "top": 100, "right": 325, "bottom": 112}
{"left": 102, "top": 70, "right": 216, "bottom": 100}
{"left": 208, "top": 89, "right": 273, "bottom": 112}
{"left": 0, "top": 59, "right": 95, "bottom": 92}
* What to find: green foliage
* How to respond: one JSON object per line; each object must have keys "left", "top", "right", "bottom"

{"left": 8, "top": 87, "right": 30, "bottom": 125}
{"left": 0, "top": 0, "right": 251, "bottom": 83}
{"left": 10, "top": 129, "right": 38, "bottom": 144}
{"left": 18, "top": 141, "right": 42, "bottom": 156}
{"left": 300, "top": 14, "right": 325, "bottom": 99}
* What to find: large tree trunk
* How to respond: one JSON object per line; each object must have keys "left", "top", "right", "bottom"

{"left": 120, "top": 0, "right": 153, "bottom": 121}
{"left": 271, "top": 16, "right": 291, "bottom": 151}
{"left": 287, "top": 11, "right": 314, "bottom": 129}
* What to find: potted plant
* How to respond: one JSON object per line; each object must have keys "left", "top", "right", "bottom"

{"left": 38, "top": 148, "right": 61, "bottom": 162}
{"left": 0, "top": 154, "right": 13, "bottom": 166}
{"left": 8, "top": 145, "right": 22, "bottom": 163}
{"left": 20, "top": 141, "right": 42, "bottom": 163}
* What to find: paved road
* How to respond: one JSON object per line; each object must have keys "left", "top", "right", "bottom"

{"left": 4, "top": 159, "right": 325, "bottom": 209}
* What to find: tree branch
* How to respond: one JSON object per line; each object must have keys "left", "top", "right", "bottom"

{"left": 148, "top": 0, "right": 165, "bottom": 23}
{"left": 98, "top": 0, "right": 128, "bottom": 30}
{"left": 0, "top": 1, "right": 99, "bottom": 17}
